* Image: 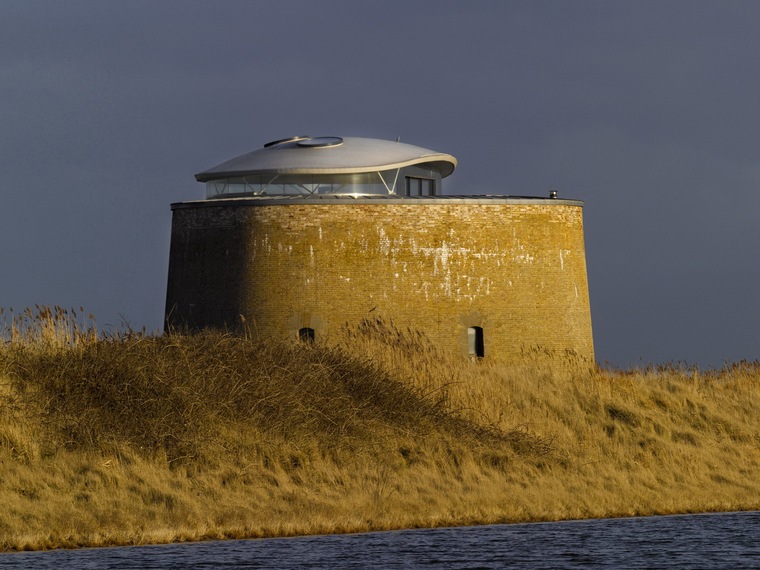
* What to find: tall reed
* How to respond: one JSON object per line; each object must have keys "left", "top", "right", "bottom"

{"left": 1, "top": 307, "right": 760, "bottom": 551}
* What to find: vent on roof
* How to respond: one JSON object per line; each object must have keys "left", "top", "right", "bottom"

{"left": 263, "top": 136, "right": 310, "bottom": 148}
{"left": 296, "top": 137, "right": 344, "bottom": 148}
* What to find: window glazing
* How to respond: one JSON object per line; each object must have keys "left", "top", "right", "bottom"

{"left": 206, "top": 169, "right": 401, "bottom": 198}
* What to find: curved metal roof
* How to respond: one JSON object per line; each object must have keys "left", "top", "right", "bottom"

{"left": 195, "top": 136, "right": 457, "bottom": 182}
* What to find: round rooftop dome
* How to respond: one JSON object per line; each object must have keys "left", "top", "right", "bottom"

{"left": 195, "top": 136, "right": 457, "bottom": 181}
{"left": 196, "top": 137, "right": 457, "bottom": 199}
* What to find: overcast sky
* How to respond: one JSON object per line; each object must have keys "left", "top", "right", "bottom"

{"left": 2, "top": 0, "right": 759, "bottom": 367}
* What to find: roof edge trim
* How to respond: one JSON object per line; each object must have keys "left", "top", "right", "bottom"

{"left": 195, "top": 154, "right": 457, "bottom": 182}
{"left": 171, "top": 195, "right": 585, "bottom": 209}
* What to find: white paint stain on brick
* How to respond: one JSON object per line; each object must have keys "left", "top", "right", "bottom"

{"left": 512, "top": 240, "right": 535, "bottom": 264}
{"left": 420, "top": 281, "right": 430, "bottom": 301}
{"left": 441, "top": 270, "right": 452, "bottom": 297}
{"left": 377, "top": 227, "right": 391, "bottom": 255}
{"left": 306, "top": 224, "right": 547, "bottom": 303}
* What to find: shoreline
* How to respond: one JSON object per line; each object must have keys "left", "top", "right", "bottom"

{"left": 6, "top": 503, "right": 760, "bottom": 552}
{"left": 4, "top": 441, "right": 760, "bottom": 553}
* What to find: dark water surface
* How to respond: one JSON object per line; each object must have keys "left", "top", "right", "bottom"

{"left": 2, "top": 511, "right": 759, "bottom": 569}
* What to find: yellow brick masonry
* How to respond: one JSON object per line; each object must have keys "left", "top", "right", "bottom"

{"left": 166, "top": 202, "right": 594, "bottom": 363}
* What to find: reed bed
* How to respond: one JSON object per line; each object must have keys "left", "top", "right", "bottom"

{"left": 1, "top": 308, "right": 760, "bottom": 551}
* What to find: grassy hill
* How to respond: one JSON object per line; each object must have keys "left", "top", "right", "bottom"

{"left": 1, "top": 307, "right": 760, "bottom": 551}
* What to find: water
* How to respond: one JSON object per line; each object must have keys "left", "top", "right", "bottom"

{"left": 2, "top": 511, "right": 759, "bottom": 569}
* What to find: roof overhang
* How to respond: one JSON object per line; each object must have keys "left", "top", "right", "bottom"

{"left": 195, "top": 137, "right": 457, "bottom": 182}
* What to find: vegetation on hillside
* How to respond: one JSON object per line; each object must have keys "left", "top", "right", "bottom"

{"left": 1, "top": 307, "right": 760, "bottom": 551}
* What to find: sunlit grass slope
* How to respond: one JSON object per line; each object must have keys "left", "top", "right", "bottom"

{"left": 1, "top": 307, "right": 760, "bottom": 551}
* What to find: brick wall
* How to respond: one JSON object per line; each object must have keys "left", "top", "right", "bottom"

{"left": 166, "top": 198, "right": 594, "bottom": 363}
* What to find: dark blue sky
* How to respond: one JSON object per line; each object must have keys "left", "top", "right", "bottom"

{"left": 2, "top": 1, "right": 759, "bottom": 367}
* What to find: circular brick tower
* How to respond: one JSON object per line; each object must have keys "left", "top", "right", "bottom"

{"left": 165, "top": 136, "right": 594, "bottom": 362}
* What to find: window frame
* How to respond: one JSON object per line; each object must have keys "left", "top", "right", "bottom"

{"left": 405, "top": 176, "right": 436, "bottom": 197}
{"left": 468, "top": 326, "right": 485, "bottom": 358}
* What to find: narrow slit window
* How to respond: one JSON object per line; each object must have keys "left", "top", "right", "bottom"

{"left": 468, "top": 326, "right": 484, "bottom": 358}
{"left": 299, "top": 327, "right": 315, "bottom": 343}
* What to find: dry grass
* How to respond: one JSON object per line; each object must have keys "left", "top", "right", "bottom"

{"left": 2, "top": 308, "right": 760, "bottom": 551}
